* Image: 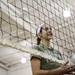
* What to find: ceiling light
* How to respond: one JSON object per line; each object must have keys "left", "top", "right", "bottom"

{"left": 23, "top": 7, "right": 28, "bottom": 11}
{"left": 63, "top": 10, "right": 71, "bottom": 18}
{"left": 21, "top": 57, "right": 26, "bottom": 64}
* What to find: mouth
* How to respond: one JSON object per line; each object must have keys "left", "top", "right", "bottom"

{"left": 47, "top": 33, "right": 53, "bottom": 36}
{"left": 47, "top": 33, "right": 53, "bottom": 39}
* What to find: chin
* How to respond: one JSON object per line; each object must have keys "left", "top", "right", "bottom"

{"left": 46, "top": 38, "right": 51, "bottom": 41}
{"left": 48, "top": 37, "right": 52, "bottom": 40}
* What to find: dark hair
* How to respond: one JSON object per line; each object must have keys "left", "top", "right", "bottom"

{"left": 37, "top": 37, "right": 41, "bottom": 45}
{"left": 37, "top": 27, "right": 42, "bottom": 45}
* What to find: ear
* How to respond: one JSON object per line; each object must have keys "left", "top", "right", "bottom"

{"left": 37, "top": 33, "right": 42, "bottom": 39}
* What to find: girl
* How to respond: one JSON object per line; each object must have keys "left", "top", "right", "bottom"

{"left": 31, "top": 25, "right": 75, "bottom": 75}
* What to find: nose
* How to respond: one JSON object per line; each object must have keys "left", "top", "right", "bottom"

{"left": 48, "top": 31, "right": 53, "bottom": 35}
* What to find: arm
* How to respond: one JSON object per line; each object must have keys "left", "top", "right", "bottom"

{"left": 31, "top": 57, "right": 64, "bottom": 75}
{"left": 31, "top": 57, "right": 75, "bottom": 75}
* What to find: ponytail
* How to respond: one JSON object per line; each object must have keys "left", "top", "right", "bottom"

{"left": 37, "top": 37, "right": 41, "bottom": 45}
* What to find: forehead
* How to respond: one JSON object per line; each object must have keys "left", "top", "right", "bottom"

{"left": 42, "top": 25, "right": 52, "bottom": 30}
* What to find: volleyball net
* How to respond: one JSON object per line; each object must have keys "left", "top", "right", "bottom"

{"left": 0, "top": 0, "right": 75, "bottom": 63}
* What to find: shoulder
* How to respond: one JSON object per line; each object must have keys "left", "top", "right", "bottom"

{"left": 31, "top": 45, "right": 44, "bottom": 61}
{"left": 31, "top": 55, "right": 42, "bottom": 61}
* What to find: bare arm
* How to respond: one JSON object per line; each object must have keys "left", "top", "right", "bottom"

{"left": 31, "top": 58, "right": 64, "bottom": 75}
{"left": 31, "top": 58, "right": 75, "bottom": 75}
{"left": 31, "top": 58, "right": 49, "bottom": 75}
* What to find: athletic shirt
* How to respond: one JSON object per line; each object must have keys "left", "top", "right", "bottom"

{"left": 31, "top": 44, "right": 62, "bottom": 70}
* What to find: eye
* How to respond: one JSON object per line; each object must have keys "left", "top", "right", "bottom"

{"left": 50, "top": 32, "right": 53, "bottom": 35}
{"left": 50, "top": 27, "right": 52, "bottom": 30}
{"left": 45, "top": 27, "right": 48, "bottom": 31}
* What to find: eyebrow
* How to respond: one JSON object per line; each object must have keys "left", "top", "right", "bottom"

{"left": 43, "top": 27, "right": 52, "bottom": 30}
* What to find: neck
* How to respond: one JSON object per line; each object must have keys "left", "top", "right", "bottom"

{"left": 40, "top": 39, "right": 50, "bottom": 48}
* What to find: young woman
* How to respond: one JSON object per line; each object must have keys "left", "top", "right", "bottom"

{"left": 31, "top": 25, "right": 75, "bottom": 75}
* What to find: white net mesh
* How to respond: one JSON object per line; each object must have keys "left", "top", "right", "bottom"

{"left": 0, "top": 0, "right": 75, "bottom": 63}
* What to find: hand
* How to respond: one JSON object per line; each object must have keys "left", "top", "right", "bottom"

{"left": 58, "top": 61, "right": 75, "bottom": 74}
